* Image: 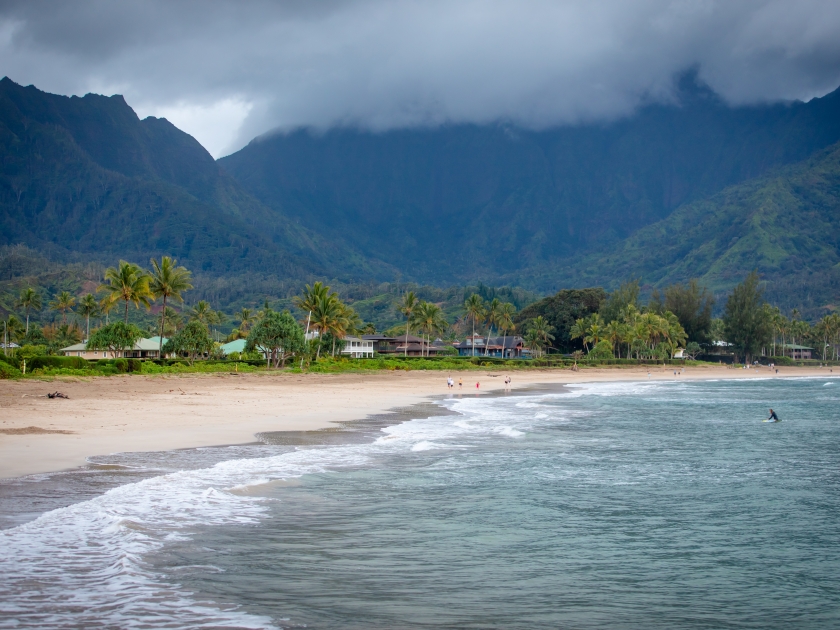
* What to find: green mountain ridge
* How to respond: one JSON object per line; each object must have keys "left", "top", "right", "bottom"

{"left": 538, "top": 141, "right": 840, "bottom": 314}
{"left": 219, "top": 72, "right": 840, "bottom": 286}
{"left": 0, "top": 77, "right": 392, "bottom": 282}
{"left": 3, "top": 74, "right": 840, "bottom": 317}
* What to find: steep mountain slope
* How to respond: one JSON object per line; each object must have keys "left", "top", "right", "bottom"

{"left": 542, "top": 141, "right": 840, "bottom": 314}
{"left": 219, "top": 73, "right": 840, "bottom": 283}
{"left": 0, "top": 78, "right": 386, "bottom": 280}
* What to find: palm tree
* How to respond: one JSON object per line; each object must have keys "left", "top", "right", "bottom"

{"left": 310, "top": 292, "right": 342, "bottom": 359}
{"left": 98, "top": 295, "right": 116, "bottom": 325}
{"left": 190, "top": 301, "right": 218, "bottom": 328}
{"left": 483, "top": 298, "right": 502, "bottom": 356}
{"left": 497, "top": 302, "right": 516, "bottom": 359}
{"left": 416, "top": 301, "right": 447, "bottom": 357}
{"left": 400, "top": 291, "right": 418, "bottom": 357}
{"left": 49, "top": 291, "right": 76, "bottom": 325}
{"left": 17, "top": 287, "right": 42, "bottom": 334}
{"left": 77, "top": 293, "right": 99, "bottom": 339}
{"left": 570, "top": 318, "right": 588, "bottom": 352}
{"left": 294, "top": 282, "right": 330, "bottom": 320}
{"left": 236, "top": 308, "right": 255, "bottom": 338}
{"left": 149, "top": 256, "right": 193, "bottom": 357}
{"left": 605, "top": 320, "right": 623, "bottom": 358}
{"left": 524, "top": 328, "right": 543, "bottom": 358}
{"left": 463, "top": 293, "right": 485, "bottom": 357}
{"left": 530, "top": 315, "right": 555, "bottom": 355}
{"left": 99, "top": 261, "right": 153, "bottom": 323}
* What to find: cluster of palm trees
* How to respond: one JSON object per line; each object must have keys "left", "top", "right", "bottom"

{"left": 9, "top": 257, "right": 193, "bottom": 356}
{"left": 571, "top": 305, "right": 687, "bottom": 359}
{"left": 461, "top": 294, "right": 517, "bottom": 357}
{"left": 398, "top": 291, "right": 449, "bottom": 356}
{"left": 768, "top": 308, "right": 840, "bottom": 360}
{"left": 293, "top": 282, "right": 363, "bottom": 358}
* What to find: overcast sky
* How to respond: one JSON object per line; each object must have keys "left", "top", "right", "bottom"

{"left": 2, "top": 0, "right": 840, "bottom": 158}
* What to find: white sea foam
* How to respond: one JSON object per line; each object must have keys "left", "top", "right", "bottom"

{"left": 494, "top": 426, "right": 524, "bottom": 437}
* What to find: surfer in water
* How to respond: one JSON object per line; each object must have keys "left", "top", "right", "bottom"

{"left": 767, "top": 408, "right": 780, "bottom": 422}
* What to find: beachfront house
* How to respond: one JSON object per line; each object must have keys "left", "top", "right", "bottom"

{"left": 455, "top": 335, "right": 527, "bottom": 358}
{"left": 61, "top": 337, "right": 169, "bottom": 360}
{"left": 341, "top": 336, "right": 374, "bottom": 358}
{"left": 781, "top": 344, "right": 813, "bottom": 360}
{"left": 362, "top": 334, "right": 444, "bottom": 356}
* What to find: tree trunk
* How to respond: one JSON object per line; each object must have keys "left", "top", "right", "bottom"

{"left": 405, "top": 319, "right": 409, "bottom": 357}
{"left": 124, "top": 299, "right": 129, "bottom": 323}
{"left": 25, "top": 311, "right": 29, "bottom": 334}
{"left": 159, "top": 295, "right": 168, "bottom": 358}
{"left": 472, "top": 318, "right": 476, "bottom": 357}
{"left": 86, "top": 314, "right": 90, "bottom": 340}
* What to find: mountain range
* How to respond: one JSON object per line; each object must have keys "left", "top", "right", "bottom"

{"left": 2, "top": 73, "right": 840, "bottom": 314}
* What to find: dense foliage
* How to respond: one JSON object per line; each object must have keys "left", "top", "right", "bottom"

{"left": 515, "top": 288, "right": 606, "bottom": 352}
{"left": 164, "top": 320, "right": 214, "bottom": 365}
{"left": 246, "top": 309, "right": 305, "bottom": 368}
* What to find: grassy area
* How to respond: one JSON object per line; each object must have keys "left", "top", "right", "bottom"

{"left": 11, "top": 353, "right": 829, "bottom": 380}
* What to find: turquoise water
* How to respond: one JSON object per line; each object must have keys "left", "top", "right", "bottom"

{"left": 2, "top": 378, "right": 839, "bottom": 628}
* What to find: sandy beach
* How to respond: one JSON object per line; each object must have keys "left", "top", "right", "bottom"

{"left": 0, "top": 364, "right": 828, "bottom": 479}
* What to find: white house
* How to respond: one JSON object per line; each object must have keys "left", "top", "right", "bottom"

{"left": 61, "top": 337, "right": 169, "bottom": 360}
{"left": 341, "top": 336, "right": 374, "bottom": 358}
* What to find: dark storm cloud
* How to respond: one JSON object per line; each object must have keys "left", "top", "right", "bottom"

{"left": 2, "top": 0, "right": 840, "bottom": 156}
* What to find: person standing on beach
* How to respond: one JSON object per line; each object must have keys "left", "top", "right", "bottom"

{"left": 476, "top": 382, "right": 480, "bottom": 390}
{"left": 459, "top": 378, "right": 463, "bottom": 389}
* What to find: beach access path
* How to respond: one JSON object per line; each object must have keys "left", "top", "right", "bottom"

{"left": 0, "top": 364, "right": 826, "bottom": 479}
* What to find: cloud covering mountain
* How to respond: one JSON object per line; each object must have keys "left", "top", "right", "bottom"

{"left": 2, "top": 0, "right": 840, "bottom": 156}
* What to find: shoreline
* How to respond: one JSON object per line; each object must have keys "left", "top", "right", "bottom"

{"left": 0, "top": 365, "right": 833, "bottom": 480}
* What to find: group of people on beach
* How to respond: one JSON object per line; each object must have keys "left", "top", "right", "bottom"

{"left": 446, "top": 375, "right": 512, "bottom": 392}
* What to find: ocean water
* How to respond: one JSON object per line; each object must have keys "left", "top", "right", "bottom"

{"left": 1, "top": 377, "right": 839, "bottom": 629}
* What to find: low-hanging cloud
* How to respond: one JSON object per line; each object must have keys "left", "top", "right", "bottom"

{"left": 2, "top": 0, "right": 840, "bottom": 157}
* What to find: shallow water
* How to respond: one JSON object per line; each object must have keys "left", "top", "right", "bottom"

{"left": 2, "top": 378, "right": 839, "bottom": 628}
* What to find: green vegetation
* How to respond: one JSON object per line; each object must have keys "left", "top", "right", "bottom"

{"left": 164, "top": 321, "right": 214, "bottom": 365}
{"left": 246, "top": 309, "right": 305, "bottom": 368}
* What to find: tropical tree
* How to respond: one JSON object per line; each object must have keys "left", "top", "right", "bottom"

{"left": 529, "top": 316, "right": 555, "bottom": 357}
{"left": 161, "top": 307, "right": 182, "bottom": 337}
{"left": 164, "top": 320, "right": 214, "bottom": 365}
{"left": 584, "top": 314, "right": 606, "bottom": 349}
{"left": 189, "top": 301, "right": 219, "bottom": 328}
{"left": 77, "top": 293, "right": 99, "bottom": 339}
{"left": 87, "top": 321, "right": 144, "bottom": 359}
{"left": 524, "top": 328, "right": 544, "bottom": 358}
{"left": 236, "top": 308, "right": 255, "bottom": 337}
{"left": 497, "top": 302, "right": 516, "bottom": 359}
{"left": 570, "top": 318, "right": 588, "bottom": 352}
{"left": 99, "top": 261, "right": 153, "bottom": 323}
{"left": 99, "top": 295, "right": 116, "bottom": 325}
{"left": 463, "top": 293, "right": 485, "bottom": 357}
{"left": 400, "top": 291, "right": 419, "bottom": 357}
{"left": 604, "top": 320, "right": 624, "bottom": 358}
{"left": 246, "top": 310, "right": 305, "bottom": 368}
{"left": 49, "top": 291, "right": 76, "bottom": 325}
{"left": 149, "top": 256, "right": 193, "bottom": 357}
{"left": 415, "top": 301, "right": 448, "bottom": 356}
{"left": 17, "top": 287, "right": 42, "bottom": 334}
{"left": 484, "top": 298, "right": 502, "bottom": 356}
{"left": 310, "top": 291, "right": 342, "bottom": 359}
{"left": 722, "top": 271, "right": 773, "bottom": 363}
{"left": 3, "top": 315, "right": 24, "bottom": 354}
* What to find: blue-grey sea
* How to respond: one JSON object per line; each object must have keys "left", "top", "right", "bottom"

{"left": 1, "top": 377, "right": 839, "bottom": 629}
